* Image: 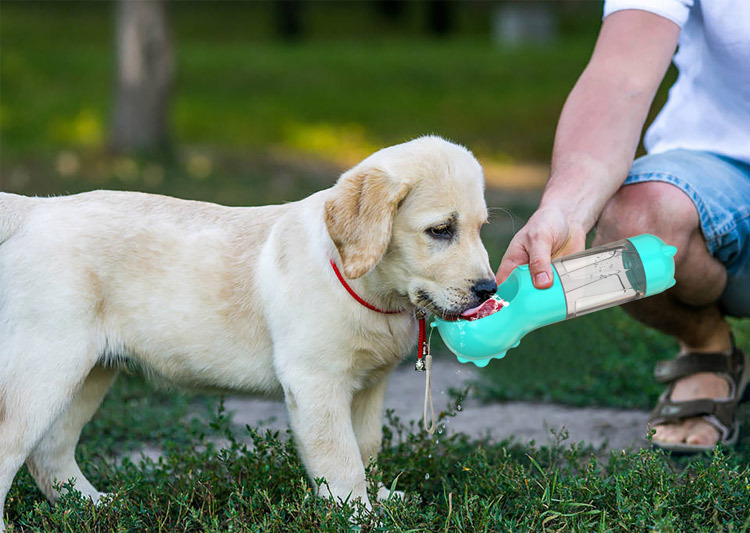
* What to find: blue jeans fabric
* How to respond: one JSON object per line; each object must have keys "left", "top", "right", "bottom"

{"left": 623, "top": 149, "right": 750, "bottom": 318}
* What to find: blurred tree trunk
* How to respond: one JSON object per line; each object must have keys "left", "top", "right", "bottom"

{"left": 275, "top": 0, "right": 304, "bottom": 41}
{"left": 375, "top": 0, "right": 405, "bottom": 23}
{"left": 112, "top": 0, "right": 174, "bottom": 154}
{"left": 427, "top": 0, "right": 453, "bottom": 36}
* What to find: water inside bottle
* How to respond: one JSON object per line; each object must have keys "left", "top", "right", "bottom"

{"left": 552, "top": 239, "right": 647, "bottom": 318}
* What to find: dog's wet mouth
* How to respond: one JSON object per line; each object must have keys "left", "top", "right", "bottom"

{"left": 414, "top": 290, "right": 507, "bottom": 321}
{"left": 459, "top": 297, "right": 506, "bottom": 321}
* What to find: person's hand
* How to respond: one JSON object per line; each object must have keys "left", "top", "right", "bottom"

{"left": 495, "top": 206, "right": 587, "bottom": 289}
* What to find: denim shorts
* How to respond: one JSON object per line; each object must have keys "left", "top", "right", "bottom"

{"left": 623, "top": 149, "right": 750, "bottom": 317}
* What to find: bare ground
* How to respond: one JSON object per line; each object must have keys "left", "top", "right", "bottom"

{"left": 225, "top": 357, "right": 651, "bottom": 452}
{"left": 125, "top": 356, "right": 651, "bottom": 465}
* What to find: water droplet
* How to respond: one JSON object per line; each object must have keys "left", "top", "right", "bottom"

{"left": 424, "top": 473, "right": 430, "bottom": 480}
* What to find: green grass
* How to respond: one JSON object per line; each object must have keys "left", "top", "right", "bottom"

{"left": 6, "top": 392, "right": 750, "bottom": 531}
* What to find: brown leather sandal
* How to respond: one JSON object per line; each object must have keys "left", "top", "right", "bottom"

{"left": 649, "top": 336, "right": 750, "bottom": 453}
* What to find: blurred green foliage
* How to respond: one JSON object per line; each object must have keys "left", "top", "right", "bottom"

{"left": 1, "top": 1, "right": 607, "bottom": 161}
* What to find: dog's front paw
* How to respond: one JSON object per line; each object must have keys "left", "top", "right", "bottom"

{"left": 90, "top": 491, "right": 112, "bottom": 506}
{"left": 377, "top": 482, "right": 405, "bottom": 502}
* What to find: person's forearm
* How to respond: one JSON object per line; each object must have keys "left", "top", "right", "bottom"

{"left": 540, "top": 10, "right": 680, "bottom": 233}
{"left": 542, "top": 71, "right": 658, "bottom": 232}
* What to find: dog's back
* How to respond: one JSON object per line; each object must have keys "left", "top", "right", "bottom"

{"left": 0, "top": 190, "right": 291, "bottom": 389}
{"left": 0, "top": 193, "right": 29, "bottom": 246}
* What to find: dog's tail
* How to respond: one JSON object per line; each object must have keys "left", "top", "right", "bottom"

{"left": 0, "top": 193, "right": 25, "bottom": 246}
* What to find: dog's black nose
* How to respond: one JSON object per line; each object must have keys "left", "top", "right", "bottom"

{"left": 472, "top": 278, "right": 498, "bottom": 301}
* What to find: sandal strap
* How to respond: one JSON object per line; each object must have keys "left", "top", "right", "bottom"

{"left": 654, "top": 352, "right": 736, "bottom": 383}
{"left": 652, "top": 398, "right": 735, "bottom": 423}
{"left": 650, "top": 398, "right": 738, "bottom": 439}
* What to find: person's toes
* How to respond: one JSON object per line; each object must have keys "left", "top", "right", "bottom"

{"left": 653, "top": 418, "right": 721, "bottom": 446}
{"left": 684, "top": 420, "right": 720, "bottom": 446}
{"left": 653, "top": 423, "right": 680, "bottom": 443}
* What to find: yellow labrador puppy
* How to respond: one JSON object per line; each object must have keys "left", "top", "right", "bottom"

{"left": 0, "top": 136, "right": 495, "bottom": 529}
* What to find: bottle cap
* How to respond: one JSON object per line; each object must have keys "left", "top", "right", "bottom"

{"left": 627, "top": 234, "right": 677, "bottom": 296}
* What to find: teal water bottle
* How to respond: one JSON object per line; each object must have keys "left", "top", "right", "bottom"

{"left": 433, "top": 234, "right": 677, "bottom": 367}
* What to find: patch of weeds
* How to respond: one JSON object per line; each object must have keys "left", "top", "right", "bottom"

{"left": 6, "top": 394, "right": 750, "bottom": 531}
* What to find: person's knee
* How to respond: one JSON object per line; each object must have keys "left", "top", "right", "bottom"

{"left": 593, "top": 182, "right": 699, "bottom": 253}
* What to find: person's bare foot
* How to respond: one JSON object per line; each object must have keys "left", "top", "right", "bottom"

{"left": 652, "top": 371, "right": 731, "bottom": 446}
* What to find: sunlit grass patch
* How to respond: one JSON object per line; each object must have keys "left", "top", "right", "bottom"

{"left": 280, "top": 121, "right": 379, "bottom": 168}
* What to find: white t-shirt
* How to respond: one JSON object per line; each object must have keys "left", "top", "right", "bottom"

{"left": 604, "top": 0, "right": 750, "bottom": 165}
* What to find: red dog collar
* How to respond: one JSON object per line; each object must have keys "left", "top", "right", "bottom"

{"left": 329, "top": 259, "right": 429, "bottom": 368}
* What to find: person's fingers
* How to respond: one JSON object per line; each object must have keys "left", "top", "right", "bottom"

{"left": 526, "top": 234, "right": 555, "bottom": 289}
{"left": 495, "top": 207, "right": 585, "bottom": 288}
{"left": 551, "top": 227, "right": 586, "bottom": 259}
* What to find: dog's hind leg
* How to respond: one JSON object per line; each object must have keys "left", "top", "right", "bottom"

{"left": 0, "top": 333, "right": 99, "bottom": 532}
{"left": 351, "top": 374, "right": 389, "bottom": 468}
{"left": 25, "top": 363, "right": 118, "bottom": 504}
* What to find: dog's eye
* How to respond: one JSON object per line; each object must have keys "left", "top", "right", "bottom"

{"left": 427, "top": 225, "right": 453, "bottom": 240}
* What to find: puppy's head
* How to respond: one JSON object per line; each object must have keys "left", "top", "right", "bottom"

{"left": 325, "top": 136, "right": 495, "bottom": 318}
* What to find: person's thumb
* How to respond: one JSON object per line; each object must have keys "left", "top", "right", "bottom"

{"left": 495, "top": 246, "right": 529, "bottom": 285}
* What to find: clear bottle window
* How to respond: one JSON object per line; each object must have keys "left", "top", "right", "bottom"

{"left": 552, "top": 239, "right": 647, "bottom": 318}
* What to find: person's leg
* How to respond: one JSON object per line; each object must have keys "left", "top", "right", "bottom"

{"left": 594, "top": 181, "right": 731, "bottom": 446}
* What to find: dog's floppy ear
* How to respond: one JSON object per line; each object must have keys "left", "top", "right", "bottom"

{"left": 325, "top": 165, "right": 409, "bottom": 279}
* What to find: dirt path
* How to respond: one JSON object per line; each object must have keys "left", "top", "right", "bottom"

{"left": 218, "top": 357, "right": 651, "bottom": 453}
